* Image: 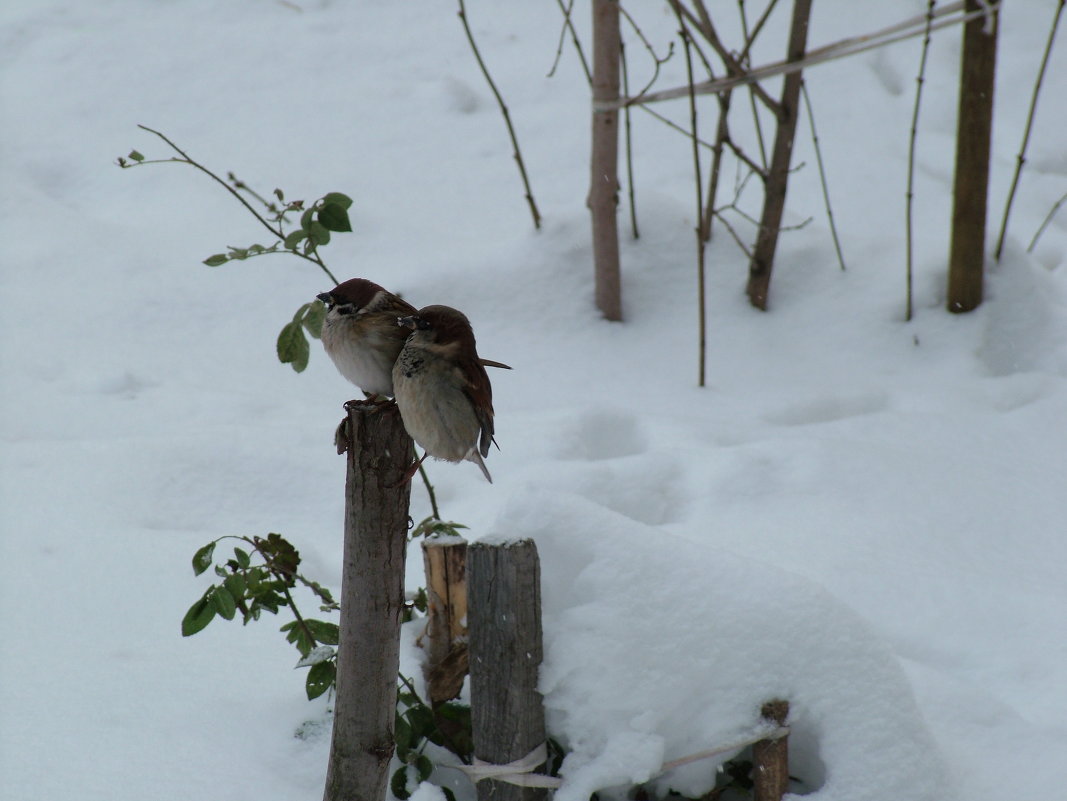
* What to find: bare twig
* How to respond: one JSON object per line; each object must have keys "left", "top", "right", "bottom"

{"left": 679, "top": 21, "right": 708, "bottom": 388}
{"left": 800, "top": 82, "right": 846, "bottom": 272}
{"left": 905, "top": 1, "right": 936, "bottom": 321}
{"left": 549, "top": 0, "right": 592, "bottom": 83}
{"left": 621, "top": 39, "right": 639, "bottom": 239}
{"left": 666, "top": 0, "right": 780, "bottom": 113}
{"left": 994, "top": 0, "right": 1064, "bottom": 261}
{"left": 456, "top": 0, "right": 542, "bottom": 230}
{"left": 598, "top": 2, "right": 988, "bottom": 110}
{"left": 1028, "top": 190, "right": 1067, "bottom": 253}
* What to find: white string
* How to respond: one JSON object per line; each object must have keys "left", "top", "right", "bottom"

{"left": 449, "top": 742, "right": 563, "bottom": 789}
{"left": 440, "top": 725, "right": 790, "bottom": 790}
{"left": 660, "top": 726, "right": 790, "bottom": 772}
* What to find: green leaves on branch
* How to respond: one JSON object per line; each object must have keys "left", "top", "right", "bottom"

{"left": 200, "top": 191, "right": 353, "bottom": 269}
{"left": 182, "top": 533, "right": 340, "bottom": 699}
{"left": 118, "top": 127, "right": 353, "bottom": 374}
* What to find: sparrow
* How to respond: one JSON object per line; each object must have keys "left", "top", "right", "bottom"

{"left": 392, "top": 305, "right": 496, "bottom": 483}
{"left": 317, "top": 278, "right": 512, "bottom": 399}
{"left": 317, "top": 278, "right": 417, "bottom": 398}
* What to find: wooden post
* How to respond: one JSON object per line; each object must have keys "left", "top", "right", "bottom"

{"left": 752, "top": 699, "right": 790, "bottom": 801}
{"left": 323, "top": 401, "right": 413, "bottom": 801}
{"left": 589, "top": 0, "right": 623, "bottom": 322}
{"left": 422, "top": 537, "right": 469, "bottom": 704}
{"left": 746, "top": 0, "right": 813, "bottom": 310}
{"left": 467, "top": 540, "right": 548, "bottom": 801}
{"left": 947, "top": 0, "right": 999, "bottom": 313}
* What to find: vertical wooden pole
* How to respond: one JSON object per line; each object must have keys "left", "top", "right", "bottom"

{"left": 422, "top": 537, "right": 469, "bottom": 704}
{"left": 589, "top": 0, "right": 623, "bottom": 321}
{"left": 467, "top": 540, "right": 548, "bottom": 801}
{"left": 746, "top": 0, "right": 813, "bottom": 311}
{"left": 752, "top": 700, "right": 790, "bottom": 801}
{"left": 323, "top": 401, "right": 413, "bottom": 801}
{"left": 947, "top": 0, "right": 999, "bottom": 313}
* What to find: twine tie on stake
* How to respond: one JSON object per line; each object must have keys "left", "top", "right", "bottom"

{"left": 452, "top": 742, "right": 562, "bottom": 789}
{"left": 444, "top": 725, "right": 790, "bottom": 789}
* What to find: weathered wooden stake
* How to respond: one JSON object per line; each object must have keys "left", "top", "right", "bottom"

{"left": 422, "top": 537, "right": 469, "bottom": 704}
{"left": 589, "top": 0, "right": 623, "bottom": 322}
{"left": 947, "top": 0, "right": 999, "bottom": 313}
{"left": 752, "top": 699, "right": 790, "bottom": 801}
{"left": 467, "top": 539, "right": 549, "bottom": 801}
{"left": 323, "top": 401, "right": 413, "bottom": 801}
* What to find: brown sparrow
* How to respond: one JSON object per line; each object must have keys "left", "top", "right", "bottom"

{"left": 392, "top": 305, "right": 496, "bottom": 483}
{"left": 317, "top": 278, "right": 418, "bottom": 398}
{"left": 318, "top": 278, "right": 511, "bottom": 398}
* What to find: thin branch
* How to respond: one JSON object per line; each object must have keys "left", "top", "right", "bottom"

{"left": 131, "top": 125, "right": 339, "bottom": 284}
{"left": 679, "top": 21, "right": 708, "bottom": 389}
{"left": 994, "top": 0, "right": 1064, "bottom": 261}
{"left": 456, "top": 0, "right": 542, "bottom": 230}
{"left": 549, "top": 0, "right": 592, "bottom": 83}
{"left": 637, "top": 104, "right": 718, "bottom": 148}
{"left": 800, "top": 82, "right": 846, "bottom": 272}
{"left": 666, "top": 0, "right": 781, "bottom": 113}
{"left": 598, "top": 2, "right": 988, "bottom": 110}
{"left": 618, "top": 5, "right": 676, "bottom": 100}
{"left": 621, "top": 39, "right": 640, "bottom": 239}
{"left": 905, "top": 0, "right": 936, "bottom": 321}
{"left": 737, "top": 0, "right": 773, "bottom": 169}
{"left": 417, "top": 461, "right": 442, "bottom": 522}
{"left": 1028, "top": 190, "right": 1067, "bottom": 253}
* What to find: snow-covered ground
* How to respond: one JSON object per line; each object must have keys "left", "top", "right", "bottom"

{"left": 2, "top": 2, "right": 1065, "bottom": 800}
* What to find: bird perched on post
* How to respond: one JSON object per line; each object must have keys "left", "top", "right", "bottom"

{"left": 392, "top": 305, "right": 496, "bottom": 483}
{"left": 317, "top": 278, "right": 511, "bottom": 399}
{"left": 317, "top": 278, "right": 417, "bottom": 398}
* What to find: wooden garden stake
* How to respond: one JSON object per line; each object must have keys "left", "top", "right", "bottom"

{"left": 323, "top": 401, "right": 413, "bottom": 801}
{"left": 467, "top": 539, "right": 549, "bottom": 801}
{"left": 753, "top": 699, "right": 790, "bottom": 801}
{"left": 422, "top": 537, "right": 470, "bottom": 704}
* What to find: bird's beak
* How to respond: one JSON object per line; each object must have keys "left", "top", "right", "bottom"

{"left": 397, "top": 315, "right": 418, "bottom": 330}
{"left": 316, "top": 292, "right": 332, "bottom": 304}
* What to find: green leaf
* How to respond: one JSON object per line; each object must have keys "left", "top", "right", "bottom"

{"left": 299, "top": 208, "right": 315, "bottom": 233}
{"left": 181, "top": 594, "right": 216, "bottom": 637}
{"left": 395, "top": 713, "right": 413, "bottom": 753}
{"left": 210, "top": 585, "right": 237, "bottom": 621}
{"left": 391, "top": 767, "right": 411, "bottom": 801}
{"left": 414, "top": 754, "right": 434, "bottom": 783}
{"left": 322, "top": 191, "right": 353, "bottom": 210}
{"left": 128, "top": 150, "right": 145, "bottom": 162}
{"left": 307, "top": 221, "right": 331, "bottom": 247}
{"left": 203, "top": 253, "right": 229, "bottom": 267}
{"left": 277, "top": 320, "right": 310, "bottom": 372}
{"left": 305, "top": 660, "right": 336, "bottom": 700}
{"left": 302, "top": 300, "right": 326, "bottom": 339}
{"left": 318, "top": 202, "right": 352, "bottom": 233}
{"left": 223, "top": 573, "right": 246, "bottom": 602}
{"left": 305, "top": 619, "right": 339, "bottom": 645}
{"left": 405, "top": 705, "right": 436, "bottom": 739}
{"left": 234, "top": 547, "right": 251, "bottom": 569}
{"left": 192, "top": 542, "right": 216, "bottom": 575}
{"left": 283, "top": 230, "right": 306, "bottom": 250}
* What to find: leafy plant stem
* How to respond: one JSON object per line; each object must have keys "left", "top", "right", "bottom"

{"left": 132, "top": 124, "right": 339, "bottom": 284}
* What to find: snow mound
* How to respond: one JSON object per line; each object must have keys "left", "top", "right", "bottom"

{"left": 496, "top": 490, "right": 953, "bottom": 801}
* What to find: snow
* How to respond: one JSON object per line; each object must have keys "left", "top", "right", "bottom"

{"left": 2, "top": 1, "right": 1066, "bottom": 800}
